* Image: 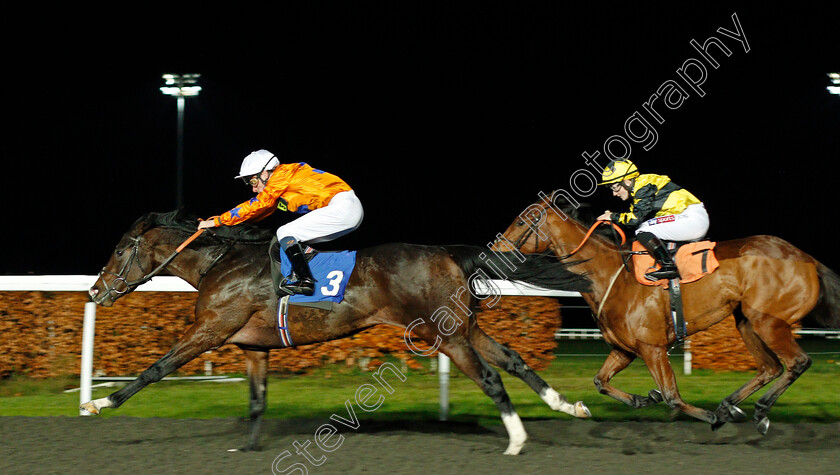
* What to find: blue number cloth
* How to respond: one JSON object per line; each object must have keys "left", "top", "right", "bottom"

{"left": 279, "top": 250, "right": 357, "bottom": 303}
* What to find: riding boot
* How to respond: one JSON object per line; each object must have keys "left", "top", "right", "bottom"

{"left": 636, "top": 232, "right": 680, "bottom": 281}
{"left": 280, "top": 238, "right": 316, "bottom": 296}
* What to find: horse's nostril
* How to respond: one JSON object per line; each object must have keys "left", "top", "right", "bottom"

{"left": 89, "top": 287, "right": 99, "bottom": 298}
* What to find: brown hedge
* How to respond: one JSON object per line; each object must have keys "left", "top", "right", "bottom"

{"left": 0, "top": 291, "right": 761, "bottom": 379}
{"left": 0, "top": 292, "right": 563, "bottom": 379}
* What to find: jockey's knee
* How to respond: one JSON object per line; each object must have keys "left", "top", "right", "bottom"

{"left": 279, "top": 236, "right": 298, "bottom": 250}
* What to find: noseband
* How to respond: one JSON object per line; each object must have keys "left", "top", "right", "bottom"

{"left": 509, "top": 208, "right": 551, "bottom": 254}
{"left": 96, "top": 236, "right": 150, "bottom": 299}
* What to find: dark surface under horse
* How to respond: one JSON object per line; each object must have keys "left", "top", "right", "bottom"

{"left": 2, "top": 416, "right": 838, "bottom": 474}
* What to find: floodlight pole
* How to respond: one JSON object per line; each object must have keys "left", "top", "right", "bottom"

{"left": 161, "top": 74, "right": 201, "bottom": 209}
{"left": 176, "top": 96, "right": 185, "bottom": 209}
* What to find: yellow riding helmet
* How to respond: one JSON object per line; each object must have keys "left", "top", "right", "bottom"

{"left": 599, "top": 159, "right": 639, "bottom": 185}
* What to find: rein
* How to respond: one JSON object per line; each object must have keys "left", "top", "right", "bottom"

{"left": 557, "top": 220, "right": 626, "bottom": 260}
{"left": 97, "top": 229, "right": 205, "bottom": 299}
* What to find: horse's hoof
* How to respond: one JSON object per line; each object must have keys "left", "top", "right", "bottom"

{"left": 755, "top": 417, "right": 770, "bottom": 435}
{"left": 80, "top": 397, "right": 113, "bottom": 415}
{"left": 711, "top": 410, "right": 726, "bottom": 431}
{"left": 574, "top": 401, "right": 591, "bottom": 418}
{"left": 648, "top": 389, "right": 663, "bottom": 403}
{"left": 729, "top": 405, "right": 747, "bottom": 422}
{"left": 712, "top": 403, "right": 746, "bottom": 430}
{"left": 79, "top": 401, "right": 100, "bottom": 415}
{"left": 503, "top": 432, "right": 527, "bottom": 455}
{"left": 503, "top": 442, "right": 525, "bottom": 455}
{"left": 708, "top": 412, "right": 719, "bottom": 427}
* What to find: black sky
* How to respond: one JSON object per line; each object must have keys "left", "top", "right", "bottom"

{"left": 2, "top": 3, "right": 838, "bottom": 275}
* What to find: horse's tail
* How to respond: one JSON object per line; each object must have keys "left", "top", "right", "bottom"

{"left": 811, "top": 263, "right": 840, "bottom": 329}
{"left": 443, "top": 245, "right": 592, "bottom": 293}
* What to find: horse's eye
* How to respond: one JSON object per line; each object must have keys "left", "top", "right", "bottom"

{"left": 116, "top": 250, "right": 124, "bottom": 257}
{"left": 516, "top": 221, "right": 525, "bottom": 226}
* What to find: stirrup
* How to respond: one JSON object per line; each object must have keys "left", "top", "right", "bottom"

{"left": 644, "top": 265, "right": 680, "bottom": 282}
{"left": 279, "top": 277, "right": 315, "bottom": 296}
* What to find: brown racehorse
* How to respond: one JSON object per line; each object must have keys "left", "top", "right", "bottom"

{"left": 82, "top": 210, "right": 592, "bottom": 454}
{"left": 498, "top": 191, "right": 840, "bottom": 434}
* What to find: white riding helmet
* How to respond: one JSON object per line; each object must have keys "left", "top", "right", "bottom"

{"left": 235, "top": 149, "right": 280, "bottom": 179}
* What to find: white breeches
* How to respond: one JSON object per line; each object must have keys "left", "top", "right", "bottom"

{"left": 635, "top": 203, "right": 709, "bottom": 242}
{"left": 276, "top": 190, "right": 364, "bottom": 244}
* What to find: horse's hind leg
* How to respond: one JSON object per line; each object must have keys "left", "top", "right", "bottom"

{"left": 438, "top": 337, "right": 527, "bottom": 455}
{"left": 712, "top": 311, "right": 783, "bottom": 430}
{"left": 468, "top": 324, "right": 590, "bottom": 418}
{"left": 745, "top": 312, "right": 812, "bottom": 435}
{"left": 594, "top": 348, "right": 663, "bottom": 408}
{"left": 242, "top": 349, "right": 270, "bottom": 451}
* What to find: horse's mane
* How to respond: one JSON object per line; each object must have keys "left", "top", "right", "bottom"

{"left": 131, "top": 209, "right": 275, "bottom": 244}
{"left": 549, "top": 190, "right": 624, "bottom": 243}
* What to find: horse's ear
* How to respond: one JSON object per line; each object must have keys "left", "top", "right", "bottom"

{"left": 549, "top": 190, "right": 581, "bottom": 220}
{"left": 173, "top": 207, "right": 200, "bottom": 226}
{"left": 130, "top": 212, "right": 161, "bottom": 235}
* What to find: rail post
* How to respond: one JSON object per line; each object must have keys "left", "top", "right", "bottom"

{"left": 79, "top": 301, "right": 96, "bottom": 415}
{"left": 438, "top": 353, "right": 450, "bottom": 421}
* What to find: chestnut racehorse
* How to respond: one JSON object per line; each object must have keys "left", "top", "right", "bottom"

{"left": 498, "top": 191, "right": 840, "bottom": 434}
{"left": 83, "top": 210, "right": 592, "bottom": 454}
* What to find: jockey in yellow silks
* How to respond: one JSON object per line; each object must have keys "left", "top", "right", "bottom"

{"left": 596, "top": 159, "right": 709, "bottom": 282}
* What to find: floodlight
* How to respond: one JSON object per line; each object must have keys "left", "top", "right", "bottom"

{"left": 160, "top": 74, "right": 201, "bottom": 208}
{"left": 828, "top": 73, "right": 840, "bottom": 95}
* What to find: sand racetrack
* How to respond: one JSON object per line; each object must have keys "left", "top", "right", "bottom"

{"left": 2, "top": 416, "right": 838, "bottom": 474}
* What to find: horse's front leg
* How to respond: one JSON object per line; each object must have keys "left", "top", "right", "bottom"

{"left": 638, "top": 343, "right": 717, "bottom": 425}
{"left": 594, "top": 348, "right": 663, "bottom": 408}
{"left": 80, "top": 311, "right": 237, "bottom": 415}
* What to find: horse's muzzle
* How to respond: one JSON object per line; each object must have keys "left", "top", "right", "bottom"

{"left": 88, "top": 284, "right": 115, "bottom": 307}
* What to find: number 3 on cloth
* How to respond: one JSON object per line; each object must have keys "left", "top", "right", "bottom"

{"left": 320, "top": 270, "right": 344, "bottom": 296}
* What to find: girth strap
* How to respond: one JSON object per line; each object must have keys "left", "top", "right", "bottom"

{"left": 668, "top": 278, "right": 687, "bottom": 344}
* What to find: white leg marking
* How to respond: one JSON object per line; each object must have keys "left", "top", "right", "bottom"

{"left": 540, "top": 388, "right": 591, "bottom": 418}
{"left": 541, "top": 388, "right": 571, "bottom": 412}
{"left": 80, "top": 397, "right": 112, "bottom": 415}
{"left": 501, "top": 412, "right": 527, "bottom": 455}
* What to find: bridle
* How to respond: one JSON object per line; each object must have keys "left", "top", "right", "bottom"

{"left": 93, "top": 229, "right": 205, "bottom": 303}
{"left": 508, "top": 207, "right": 552, "bottom": 255}
{"left": 506, "top": 203, "right": 627, "bottom": 260}
{"left": 96, "top": 235, "right": 149, "bottom": 299}
{"left": 504, "top": 199, "right": 629, "bottom": 318}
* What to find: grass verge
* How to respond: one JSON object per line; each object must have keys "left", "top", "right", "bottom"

{"left": 2, "top": 348, "right": 839, "bottom": 425}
